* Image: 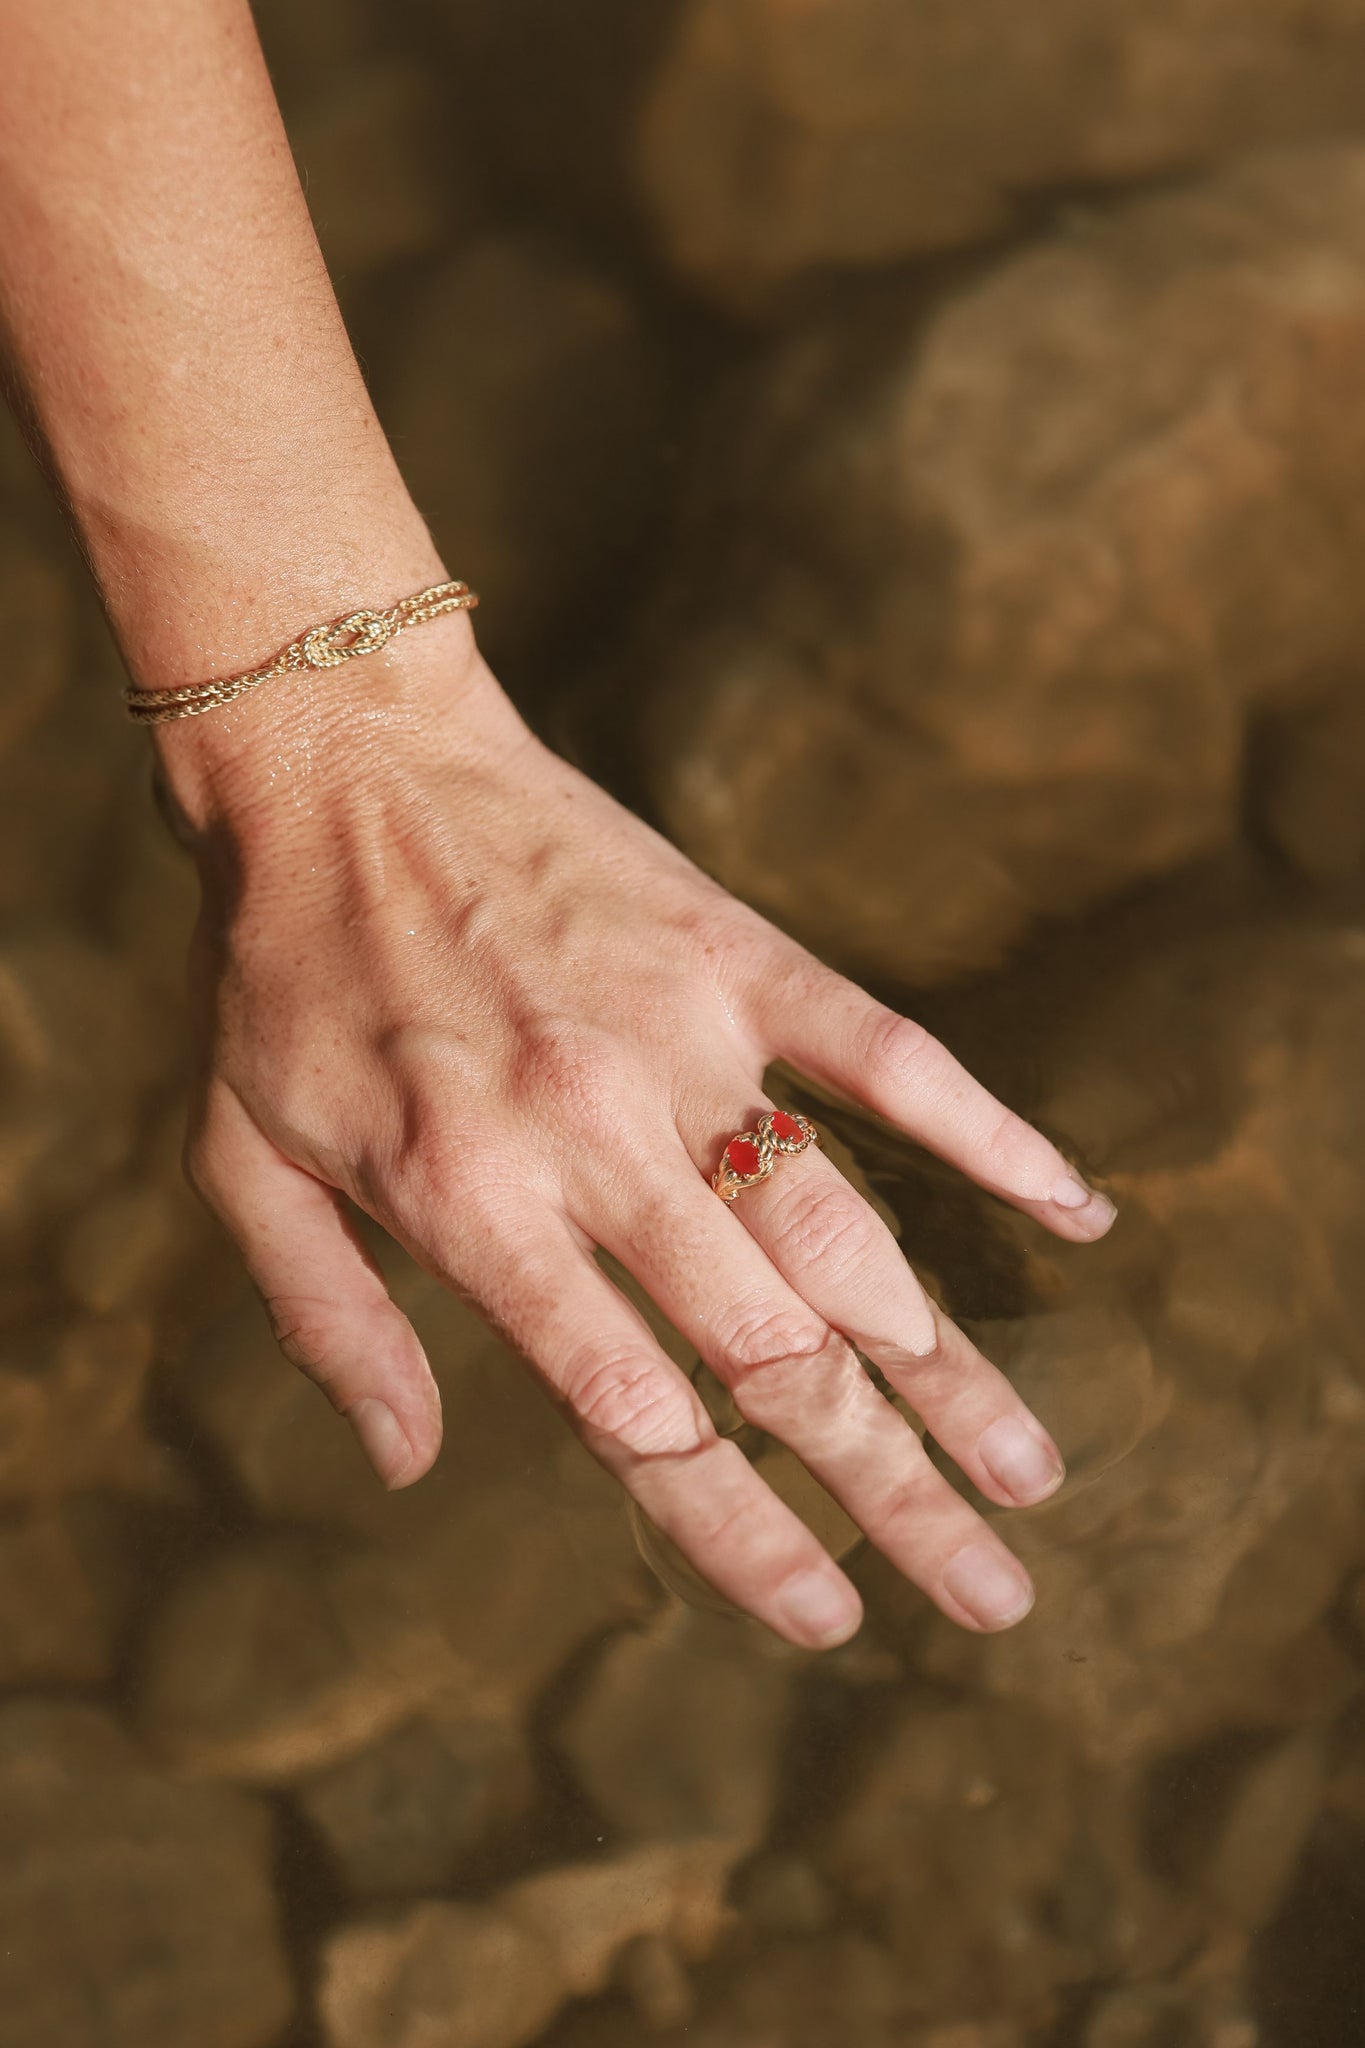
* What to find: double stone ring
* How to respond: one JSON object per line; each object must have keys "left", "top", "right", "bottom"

{"left": 712, "top": 1108, "right": 819, "bottom": 1203}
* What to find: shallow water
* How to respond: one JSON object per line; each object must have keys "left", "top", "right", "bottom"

{"left": 3, "top": 3, "right": 1365, "bottom": 2045}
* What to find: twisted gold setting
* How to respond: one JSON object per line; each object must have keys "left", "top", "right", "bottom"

{"left": 712, "top": 1109, "right": 819, "bottom": 1202}
{"left": 123, "top": 578, "right": 479, "bottom": 724}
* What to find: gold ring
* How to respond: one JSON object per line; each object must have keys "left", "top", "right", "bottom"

{"left": 712, "top": 1109, "right": 819, "bottom": 1202}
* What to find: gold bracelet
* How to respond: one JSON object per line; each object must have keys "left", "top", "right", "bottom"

{"left": 123, "top": 578, "right": 479, "bottom": 725}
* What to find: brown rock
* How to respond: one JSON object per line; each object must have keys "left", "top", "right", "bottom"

{"left": 825, "top": 1700, "right": 1093, "bottom": 2013}
{"left": 907, "top": 918, "right": 1365, "bottom": 1763}
{"left": 135, "top": 1532, "right": 464, "bottom": 1781}
{"left": 733, "top": 1851, "right": 834, "bottom": 1935}
{"left": 319, "top": 1900, "right": 566, "bottom": 2048}
{"left": 165, "top": 1260, "right": 559, "bottom": 1540}
{"left": 0, "top": 933, "right": 167, "bottom": 1241}
{"left": 912, "top": 2030, "right": 1028, "bottom": 2048}
{"left": 1084, "top": 1978, "right": 1257, "bottom": 2048}
{"left": 636, "top": 0, "right": 1365, "bottom": 314}
{"left": 0, "top": 1496, "right": 142, "bottom": 1687}
{"left": 0, "top": 1315, "right": 165, "bottom": 1503}
{"left": 0, "top": 1699, "right": 292, "bottom": 2048}
{"left": 1259, "top": 687, "right": 1365, "bottom": 885}
{"left": 644, "top": 148, "right": 1365, "bottom": 982}
{"left": 102, "top": 778, "right": 200, "bottom": 1006}
{"left": 693, "top": 1929, "right": 911, "bottom": 2047}
{"left": 289, "top": 61, "right": 465, "bottom": 286}
{"left": 0, "top": 695, "right": 133, "bottom": 926}
{"left": 379, "top": 234, "right": 665, "bottom": 670}
{"left": 404, "top": 1461, "right": 655, "bottom": 1718}
{"left": 1201, "top": 1737, "right": 1327, "bottom": 1930}
{"left": 961, "top": 1306, "right": 1165, "bottom": 1502}
{"left": 297, "top": 1709, "right": 533, "bottom": 1897}
{"left": 248, "top": 0, "right": 383, "bottom": 110}
{"left": 0, "top": 524, "right": 74, "bottom": 758}
{"left": 60, "top": 1180, "right": 190, "bottom": 1314}
{"left": 501, "top": 1840, "right": 735, "bottom": 1999}
{"left": 164, "top": 1267, "right": 654, "bottom": 1720}
{"left": 615, "top": 1932, "right": 694, "bottom": 2031}
{"left": 558, "top": 1608, "right": 796, "bottom": 1845}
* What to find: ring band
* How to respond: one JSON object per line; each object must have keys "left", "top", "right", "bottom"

{"left": 712, "top": 1109, "right": 819, "bottom": 1202}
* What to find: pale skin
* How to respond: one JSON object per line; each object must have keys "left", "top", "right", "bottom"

{"left": 0, "top": 0, "right": 1115, "bottom": 1650}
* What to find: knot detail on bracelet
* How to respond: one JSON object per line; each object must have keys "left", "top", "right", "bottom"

{"left": 123, "top": 578, "right": 479, "bottom": 724}
{"left": 301, "top": 608, "right": 392, "bottom": 669}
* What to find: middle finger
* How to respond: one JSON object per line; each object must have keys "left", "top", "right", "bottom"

{"left": 585, "top": 1122, "right": 1037, "bottom": 1633}
{"left": 723, "top": 1129, "right": 1066, "bottom": 1511}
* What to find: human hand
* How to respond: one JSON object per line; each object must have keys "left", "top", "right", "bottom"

{"left": 163, "top": 621, "right": 1115, "bottom": 1652}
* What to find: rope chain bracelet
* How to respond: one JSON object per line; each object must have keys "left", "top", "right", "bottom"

{"left": 122, "top": 579, "right": 479, "bottom": 725}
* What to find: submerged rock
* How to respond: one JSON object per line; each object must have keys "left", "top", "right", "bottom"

{"left": 905, "top": 919, "right": 1365, "bottom": 1761}
{"left": 636, "top": 0, "right": 1365, "bottom": 314}
{"left": 319, "top": 1899, "right": 565, "bottom": 2048}
{"left": 379, "top": 234, "right": 666, "bottom": 672}
{"left": 824, "top": 1699, "right": 1098, "bottom": 2016}
{"left": 297, "top": 1708, "right": 533, "bottom": 1897}
{"left": 643, "top": 147, "right": 1365, "bottom": 982}
{"left": 0, "top": 1315, "right": 167, "bottom": 1504}
{"left": 319, "top": 1840, "right": 734, "bottom": 2048}
{"left": 0, "top": 933, "right": 167, "bottom": 1242}
{"left": 558, "top": 1608, "right": 796, "bottom": 1845}
{"left": 59, "top": 1181, "right": 189, "bottom": 1315}
{"left": 1259, "top": 685, "right": 1365, "bottom": 884}
{"left": 135, "top": 1533, "right": 464, "bottom": 1781}
{"left": 0, "top": 1496, "right": 142, "bottom": 1688}
{"left": 0, "top": 524, "right": 73, "bottom": 758}
{"left": 289, "top": 60, "right": 463, "bottom": 285}
{"left": 499, "top": 1839, "right": 736, "bottom": 1998}
{"left": 165, "top": 1271, "right": 514, "bottom": 1541}
{"left": 0, "top": 1700, "right": 291, "bottom": 2048}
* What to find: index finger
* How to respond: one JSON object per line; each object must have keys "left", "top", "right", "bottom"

{"left": 753, "top": 950, "right": 1117, "bottom": 1243}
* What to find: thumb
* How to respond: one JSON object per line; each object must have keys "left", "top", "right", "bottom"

{"left": 185, "top": 1084, "right": 442, "bottom": 1489}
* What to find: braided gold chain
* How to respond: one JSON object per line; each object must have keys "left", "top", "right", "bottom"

{"left": 123, "top": 578, "right": 479, "bottom": 725}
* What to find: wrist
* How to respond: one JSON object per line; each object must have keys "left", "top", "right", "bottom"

{"left": 149, "top": 603, "right": 518, "bottom": 852}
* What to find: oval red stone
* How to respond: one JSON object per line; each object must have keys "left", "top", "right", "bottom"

{"left": 770, "top": 1112, "right": 804, "bottom": 1143}
{"left": 726, "top": 1136, "right": 762, "bottom": 1178}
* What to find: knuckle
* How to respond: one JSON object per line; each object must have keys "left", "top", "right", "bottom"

{"left": 873, "top": 1460, "right": 944, "bottom": 1540}
{"left": 511, "top": 1018, "right": 619, "bottom": 1123}
{"left": 778, "top": 1187, "right": 870, "bottom": 1281}
{"left": 858, "top": 1006, "right": 933, "bottom": 1077}
{"left": 565, "top": 1351, "right": 700, "bottom": 1457}
{"left": 262, "top": 1293, "right": 346, "bottom": 1393}
{"left": 977, "top": 1102, "right": 1037, "bottom": 1178}
{"left": 894, "top": 1351, "right": 962, "bottom": 1412}
{"left": 698, "top": 1483, "right": 773, "bottom": 1560}
{"left": 718, "top": 1300, "right": 831, "bottom": 1386}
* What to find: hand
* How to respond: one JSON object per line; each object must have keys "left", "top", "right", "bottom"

{"left": 164, "top": 622, "right": 1116, "bottom": 1652}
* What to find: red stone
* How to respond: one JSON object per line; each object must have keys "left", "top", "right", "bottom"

{"left": 726, "top": 1136, "right": 762, "bottom": 1178}
{"left": 770, "top": 1111, "right": 804, "bottom": 1143}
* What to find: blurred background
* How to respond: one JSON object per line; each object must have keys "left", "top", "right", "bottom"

{"left": 4, "top": 0, "right": 1365, "bottom": 2043}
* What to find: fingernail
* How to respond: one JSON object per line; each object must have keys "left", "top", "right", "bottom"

{"left": 977, "top": 1416, "right": 1065, "bottom": 1504}
{"left": 774, "top": 1570, "right": 862, "bottom": 1648}
{"left": 942, "top": 1543, "right": 1035, "bottom": 1630}
{"left": 1049, "top": 1172, "right": 1117, "bottom": 1234}
{"left": 349, "top": 1398, "right": 414, "bottom": 1489}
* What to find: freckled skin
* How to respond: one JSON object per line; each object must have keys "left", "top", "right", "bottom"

{"left": 165, "top": 639, "right": 1112, "bottom": 1649}
{"left": 0, "top": 0, "right": 1114, "bottom": 1651}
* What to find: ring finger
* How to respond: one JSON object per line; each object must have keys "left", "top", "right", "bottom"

{"left": 582, "top": 1118, "right": 1038, "bottom": 1633}
{"left": 715, "top": 1113, "right": 1066, "bottom": 1512}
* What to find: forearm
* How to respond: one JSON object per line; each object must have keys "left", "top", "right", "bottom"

{"left": 0, "top": 0, "right": 453, "bottom": 731}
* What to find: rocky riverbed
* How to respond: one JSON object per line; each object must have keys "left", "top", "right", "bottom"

{"left": 2, "top": 2, "right": 1365, "bottom": 2043}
